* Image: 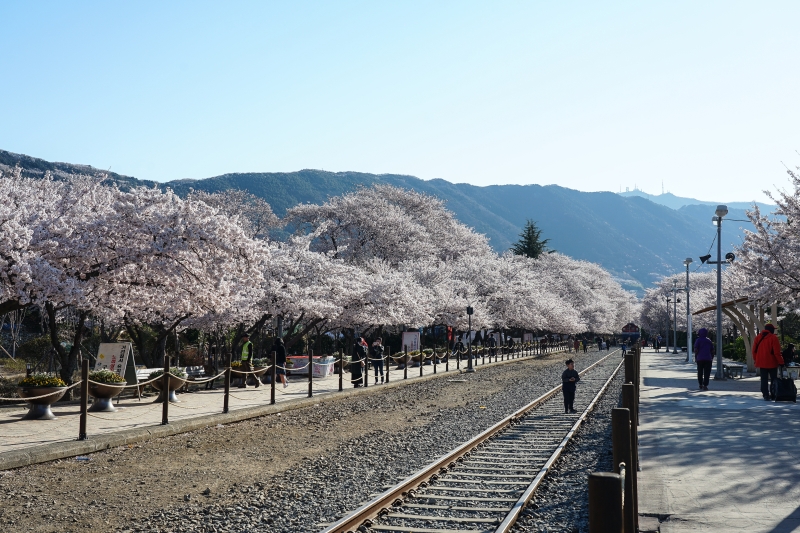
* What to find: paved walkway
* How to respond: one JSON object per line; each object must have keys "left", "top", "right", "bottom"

{"left": 0, "top": 352, "right": 542, "bottom": 460}
{"left": 638, "top": 349, "right": 800, "bottom": 533}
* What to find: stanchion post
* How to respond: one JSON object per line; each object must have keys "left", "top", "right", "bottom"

{"left": 433, "top": 350, "right": 437, "bottom": 374}
{"left": 404, "top": 345, "right": 408, "bottom": 380}
{"left": 308, "top": 349, "right": 313, "bottom": 397}
{"left": 612, "top": 408, "right": 634, "bottom": 533}
{"left": 588, "top": 471, "right": 624, "bottom": 533}
{"left": 338, "top": 349, "right": 344, "bottom": 391}
{"left": 161, "top": 354, "right": 169, "bottom": 425}
{"left": 78, "top": 359, "right": 88, "bottom": 440}
{"left": 223, "top": 351, "right": 231, "bottom": 414}
{"left": 621, "top": 386, "right": 639, "bottom": 528}
{"left": 386, "top": 348, "right": 390, "bottom": 383}
{"left": 270, "top": 350, "right": 276, "bottom": 405}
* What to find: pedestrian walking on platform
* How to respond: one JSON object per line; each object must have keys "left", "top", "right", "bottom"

{"left": 351, "top": 338, "right": 367, "bottom": 388}
{"left": 753, "top": 324, "right": 784, "bottom": 401}
{"left": 782, "top": 343, "right": 795, "bottom": 366}
{"left": 562, "top": 359, "right": 580, "bottom": 414}
{"left": 238, "top": 334, "right": 259, "bottom": 389}
{"left": 582, "top": 340, "right": 587, "bottom": 353}
{"left": 487, "top": 334, "right": 497, "bottom": 359}
{"left": 272, "top": 337, "right": 288, "bottom": 388}
{"left": 573, "top": 338, "right": 580, "bottom": 353}
{"left": 371, "top": 338, "right": 385, "bottom": 384}
{"left": 621, "top": 342, "right": 627, "bottom": 356}
{"left": 694, "top": 328, "right": 714, "bottom": 390}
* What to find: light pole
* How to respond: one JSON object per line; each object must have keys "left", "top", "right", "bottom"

{"left": 672, "top": 280, "right": 679, "bottom": 354}
{"left": 466, "top": 306, "right": 475, "bottom": 373}
{"left": 713, "top": 206, "right": 727, "bottom": 380}
{"left": 665, "top": 296, "right": 672, "bottom": 352}
{"left": 683, "top": 258, "right": 693, "bottom": 362}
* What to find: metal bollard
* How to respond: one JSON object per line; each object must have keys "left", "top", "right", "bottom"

{"left": 308, "top": 350, "right": 314, "bottom": 396}
{"left": 433, "top": 350, "right": 437, "bottom": 374}
{"left": 270, "top": 350, "right": 276, "bottom": 405}
{"left": 612, "top": 408, "right": 634, "bottom": 533}
{"left": 223, "top": 352, "right": 231, "bottom": 414}
{"left": 161, "top": 355, "right": 170, "bottom": 425}
{"left": 404, "top": 345, "right": 408, "bottom": 380}
{"left": 338, "top": 349, "right": 343, "bottom": 391}
{"left": 419, "top": 349, "right": 423, "bottom": 377}
{"left": 445, "top": 349, "right": 449, "bottom": 372}
{"left": 79, "top": 360, "right": 89, "bottom": 440}
{"left": 386, "top": 349, "right": 390, "bottom": 383}
{"left": 588, "top": 470, "right": 624, "bottom": 533}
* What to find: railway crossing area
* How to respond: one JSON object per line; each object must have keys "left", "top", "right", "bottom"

{"left": 638, "top": 349, "right": 800, "bottom": 532}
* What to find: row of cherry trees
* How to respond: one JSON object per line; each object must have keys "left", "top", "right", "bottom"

{"left": 638, "top": 165, "right": 800, "bottom": 336}
{"left": 1, "top": 169, "right": 637, "bottom": 383}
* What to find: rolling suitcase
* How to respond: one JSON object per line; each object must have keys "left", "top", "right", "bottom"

{"left": 771, "top": 368, "right": 797, "bottom": 402}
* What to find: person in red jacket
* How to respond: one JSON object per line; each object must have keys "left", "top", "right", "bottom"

{"left": 752, "top": 324, "right": 784, "bottom": 401}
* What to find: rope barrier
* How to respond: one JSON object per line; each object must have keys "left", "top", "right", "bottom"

{"left": 0, "top": 380, "right": 83, "bottom": 401}
{"left": 182, "top": 370, "right": 227, "bottom": 384}
{"left": 230, "top": 366, "right": 272, "bottom": 376}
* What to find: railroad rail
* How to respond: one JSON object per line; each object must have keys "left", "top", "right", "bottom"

{"left": 319, "top": 350, "right": 624, "bottom": 533}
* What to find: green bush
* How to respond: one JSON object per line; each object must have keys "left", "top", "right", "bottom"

{"left": 17, "top": 336, "right": 53, "bottom": 363}
{"left": 722, "top": 336, "right": 746, "bottom": 363}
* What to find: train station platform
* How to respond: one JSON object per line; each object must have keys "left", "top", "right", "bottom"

{"left": 638, "top": 349, "right": 800, "bottom": 532}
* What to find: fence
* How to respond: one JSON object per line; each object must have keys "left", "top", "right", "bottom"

{"left": 588, "top": 344, "right": 640, "bottom": 533}
{"left": 1, "top": 340, "right": 574, "bottom": 443}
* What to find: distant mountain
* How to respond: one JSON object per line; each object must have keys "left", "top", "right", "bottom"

{"left": 618, "top": 188, "right": 769, "bottom": 211}
{"left": 0, "top": 149, "right": 765, "bottom": 294}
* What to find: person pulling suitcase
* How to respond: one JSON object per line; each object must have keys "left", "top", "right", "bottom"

{"left": 752, "top": 324, "right": 784, "bottom": 401}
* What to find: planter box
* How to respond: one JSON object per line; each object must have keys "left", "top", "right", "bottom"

{"left": 312, "top": 356, "right": 335, "bottom": 378}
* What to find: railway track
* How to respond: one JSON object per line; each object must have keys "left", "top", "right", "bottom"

{"left": 319, "top": 350, "right": 624, "bottom": 533}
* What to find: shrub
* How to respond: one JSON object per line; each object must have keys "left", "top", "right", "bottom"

{"left": 88, "top": 370, "right": 126, "bottom": 384}
{"left": 18, "top": 374, "right": 67, "bottom": 387}
{"left": 17, "top": 337, "right": 53, "bottom": 364}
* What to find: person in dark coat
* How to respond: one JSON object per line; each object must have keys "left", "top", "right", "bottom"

{"left": 562, "top": 359, "right": 580, "bottom": 414}
{"left": 351, "top": 338, "right": 367, "bottom": 387}
{"left": 272, "top": 337, "right": 288, "bottom": 388}
{"left": 371, "top": 338, "right": 385, "bottom": 385}
{"left": 782, "top": 343, "right": 795, "bottom": 367}
{"left": 693, "top": 328, "right": 714, "bottom": 390}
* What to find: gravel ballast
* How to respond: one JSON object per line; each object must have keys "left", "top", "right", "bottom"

{"left": 512, "top": 368, "right": 624, "bottom": 533}
{"left": 0, "top": 348, "right": 616, "bottom": 533}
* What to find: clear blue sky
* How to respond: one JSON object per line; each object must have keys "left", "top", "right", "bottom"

{"left": 2, "top": 1, "right": 798, "bottom": 203}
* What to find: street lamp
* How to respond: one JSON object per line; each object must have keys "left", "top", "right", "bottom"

{"left": 665, "top": 296, "right": 672, "bottom": 351}
{"left": 466, "top": 306, "right": 475, "bottom": 373}
{"left": 672, "top": 280, "right": 679, "bottom": 354}
{"left": 683, "top": 257, "right": 693, "bottom": 363}
{"left": 714, "top": 205, "right": 727, "bottom": 380}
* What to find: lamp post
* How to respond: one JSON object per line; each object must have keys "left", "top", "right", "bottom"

{"left": 665, "top": 297, "right": 672, "bottom": 352}
{"left": 683, "top": 258, "right": 693, "bottom": 362}
{"left": 672, "top": 280, "right": 679, "bottom": 354}
{"left": 713, "top": 205, "right": 727, "bottom": 380}
{"left": 466, "top": 306, "right": 475, "bottom": 373}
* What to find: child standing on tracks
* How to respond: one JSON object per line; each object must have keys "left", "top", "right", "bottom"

{"left": 562, "top": 359, "right": 580, "bottom": 414}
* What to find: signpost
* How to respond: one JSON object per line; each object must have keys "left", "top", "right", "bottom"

{"left": 96, "top": 342, "right": 138, "bottom": 388}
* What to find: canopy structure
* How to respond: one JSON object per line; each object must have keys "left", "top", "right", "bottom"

{"left": 693, "top": 298, "right": 778, "bottom": 372}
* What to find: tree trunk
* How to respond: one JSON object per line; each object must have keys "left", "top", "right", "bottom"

{"left": 45, "top": 303, "right": 88, "bottom": 400}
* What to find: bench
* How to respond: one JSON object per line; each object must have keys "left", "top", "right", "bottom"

{"left": 723, "top": 364, "right": 745, "bottom": 379}
{"left": 182, "top": 366, "right": 211, "bottom": 391}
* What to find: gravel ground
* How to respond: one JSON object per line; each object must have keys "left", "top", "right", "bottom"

{"left": 0, "top": 348, "right": 614, "bottom": 533}
{"left": 512, "top": 367, "right": 624, "bottom": 533}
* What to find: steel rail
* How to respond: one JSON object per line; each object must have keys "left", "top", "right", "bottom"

{"left": 319, "top": 350, "right": 621, "bottom": 533}
{"left": 494, "top": 356, "right": 624, "bottom": 532}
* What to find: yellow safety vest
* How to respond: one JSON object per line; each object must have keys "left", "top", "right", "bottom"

{"left": 241, "top": 341, "right": 253, "bottom": 361}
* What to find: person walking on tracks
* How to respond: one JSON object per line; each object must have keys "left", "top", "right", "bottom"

{"left": 694, "top": 328, "right": 714, "bottom": 390}
{"left": 752, "top": 324, "right": 784, "bottom": 401}
{"left": 562, "top": 359, "right": 580, "bottom": 414}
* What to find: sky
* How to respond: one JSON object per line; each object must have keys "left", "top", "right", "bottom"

{"left": 2, "top": 1, "right": 799, "bottom": 203}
